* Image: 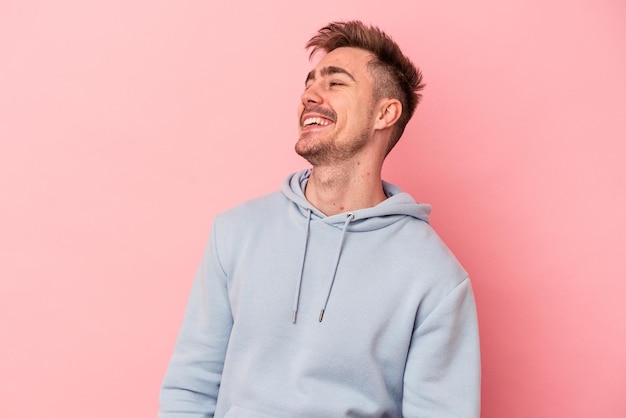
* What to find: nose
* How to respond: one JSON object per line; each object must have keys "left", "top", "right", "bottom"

{"left": 301, "top": 81, "right": 323, "bottom": 106}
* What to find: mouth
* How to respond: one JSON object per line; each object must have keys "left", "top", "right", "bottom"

{"left": 302, "top": 116, "right": 331, "bottom": 128}
{"left": 300, "top": 106, "right": 336, "bottom": 133}
{"left": 300, "top": 105, "right": 336, "bottom": 131}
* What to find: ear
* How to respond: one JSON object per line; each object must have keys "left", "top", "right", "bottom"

{"left": 373, "top": 99, "right": 402, "bottom": 131}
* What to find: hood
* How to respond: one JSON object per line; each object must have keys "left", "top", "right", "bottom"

{"left": 281, "top": 169, "right": 432, "bottom": 324}
{"left": 281, "top": 169, "right": 431, "bottom": 229}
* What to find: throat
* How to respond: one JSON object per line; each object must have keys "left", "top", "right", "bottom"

{"left": 305, "top": 166, "right": 386, "bottom": 216}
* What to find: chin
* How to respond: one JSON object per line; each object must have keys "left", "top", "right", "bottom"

{"left": 295, "top": 142, "right": 317, "bottom": 162}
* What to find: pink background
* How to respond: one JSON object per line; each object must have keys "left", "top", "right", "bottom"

{"left": 2, "top": 1, "right": 625, "bottom": 416}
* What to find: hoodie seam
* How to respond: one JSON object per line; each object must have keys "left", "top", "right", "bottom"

{"left": 414, "top": 276, "right": 471, "bottom": 332}
{"left": 211, "top": 215, "right": 228, "bottom": 279}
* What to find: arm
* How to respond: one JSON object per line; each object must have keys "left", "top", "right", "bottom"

{"left": 402, "top": 278, "right": 481, "bottom": 418}
{"left": 158, "top": 221, "right": 233, "bottom": 418}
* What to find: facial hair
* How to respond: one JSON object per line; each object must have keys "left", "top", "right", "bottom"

{"left": 296, "top": 106, "right": 374, "bottom": 166}
{"left": 296, "top": 129, "right": 370, "bottom": 166}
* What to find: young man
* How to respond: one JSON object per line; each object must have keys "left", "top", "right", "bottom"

{"left": 159, "top": 21, "right": 480, "bottom": 417}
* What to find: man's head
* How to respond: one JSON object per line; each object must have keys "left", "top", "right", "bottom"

{"left": 297, "top": 47, "right": 381, "bottom": 165}
{"left": 305, "top": 21, "right": 424, "bottom": 154}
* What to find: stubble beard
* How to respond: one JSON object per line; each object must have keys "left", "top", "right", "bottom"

{"left": 296, "top": 106, "right": 375, "bottom": 167}
{"left": 295, "top": 129, "right": 370, "bottom": 167}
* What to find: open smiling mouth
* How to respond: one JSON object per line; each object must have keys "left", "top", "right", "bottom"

{"left": 302, "top": 117, "right": 331, "bottom": 127}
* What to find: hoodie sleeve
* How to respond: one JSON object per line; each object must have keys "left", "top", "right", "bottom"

{"left": 158, "top": 220, "right": 233, "bottom": 418}
{"left": 402, "top": 278, "right": 481, "bottom": 418}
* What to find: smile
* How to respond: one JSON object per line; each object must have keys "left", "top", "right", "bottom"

{"left": 302, "top": 117, "right": 331, "bottom": 127}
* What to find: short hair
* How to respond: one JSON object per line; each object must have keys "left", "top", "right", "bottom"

{"left": 306, "top": 21, "right": 425, "bottom": 153}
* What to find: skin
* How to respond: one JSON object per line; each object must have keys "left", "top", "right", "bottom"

{"left": 296, "top": 47, "right": 402, "bottom": 216}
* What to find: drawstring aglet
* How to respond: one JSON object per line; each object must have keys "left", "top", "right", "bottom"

{"left": 318, "top": 309, "right": 325, "bottom": 322}
{"left": 292, "top": 311, "right": 297, "bottom": 324}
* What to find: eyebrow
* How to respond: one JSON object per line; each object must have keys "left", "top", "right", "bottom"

{"left": 305, "top": 66, "right": 356, "bottom": 85}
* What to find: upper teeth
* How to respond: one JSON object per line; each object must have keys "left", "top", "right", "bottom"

{"left": 303, "top": 117, "right": 329, "bottom": 127}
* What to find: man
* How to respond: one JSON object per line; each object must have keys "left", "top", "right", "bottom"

{"left": 159, "top": 21, "right": 480, "bottom": 417}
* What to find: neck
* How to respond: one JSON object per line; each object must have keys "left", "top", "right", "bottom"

{"left": 305, "top": 160, "right": 387, "bottom": 216}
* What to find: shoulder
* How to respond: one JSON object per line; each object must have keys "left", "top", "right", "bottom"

{"left": 395, "top": 217, "right": 468, "bottom": 288}
{"left": 216, "top": 191, "right": 286, "bottom": 223}
{"left": 210, "top": 191, "right": 292, "bottom": 245}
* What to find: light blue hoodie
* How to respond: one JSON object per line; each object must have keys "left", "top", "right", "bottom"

{"left": 159, "top": 169, "right": 480, "bottom": 417}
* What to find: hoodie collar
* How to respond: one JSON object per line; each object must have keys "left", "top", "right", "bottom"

{"left": 283, "top": 169, "right": 431, "bottom": 324}
{"left": 281, "top": 169, "right": 431, "bottom": 229}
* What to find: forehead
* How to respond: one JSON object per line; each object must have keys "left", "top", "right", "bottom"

{"left": 310, "top": 47, "right": 375, "bottom": 78}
